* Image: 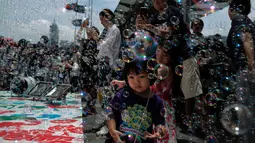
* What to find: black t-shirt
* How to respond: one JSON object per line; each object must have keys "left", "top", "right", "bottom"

{"left": 106, "top": 88, "right": 165, "bottom": 143}
{"left": 227, "top": 14, "right": 255, "bottom": 72}
{"left": 150, "top": 6, "right": 191, "bottom": 61}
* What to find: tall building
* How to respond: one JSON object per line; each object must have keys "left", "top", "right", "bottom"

{"left": 49, "top": 20, "right": 59, "bottom": 46}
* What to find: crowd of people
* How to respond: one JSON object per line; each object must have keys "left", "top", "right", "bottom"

{"left": 0, "top": 0, "right": 255, "bottom": 142}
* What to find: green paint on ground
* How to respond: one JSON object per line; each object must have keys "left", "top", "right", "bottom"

{"left": 0, "top": 115, "right": 36, "bottom": 121}
{"left": 17, "top": 106, "right": 46, "bottom": 109}
{"left": 0, "top": 105, "right": 16, "bottom": 109}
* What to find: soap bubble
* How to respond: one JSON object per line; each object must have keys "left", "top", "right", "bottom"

{"left": 220, "top": 76, "right": 236, "bottom": 92}
{"left": 122, "top": 48, "right": 135, "bottom": 63}
{"left": 123, "top": 29, "right": 133, "bottom": 39}
{"left": 205, "top": 135, "right": 218, "bottom": 143}
{"left": 147, "top": 58, "right": 158, "bottom": 70}
{"left": 175, "top": 65, "right": 183, "bottom": 76}
{"left": 148, "top": 73, "right": 155, "bottom": 79}
{"left": 204, "top": 92, "right": 218, "bottom": 106}
{"left": 112, "top": 59, "right": 125, "bottom": 71}
{"left": 221, "top": 104, "right": 253, "bottom": 135}
{"left": 153, "top": 64, "right": 169, "bottom": 80}
{"left": 121, "top": 133, "right": 141, "bottom": 143}
{"left": 183, "top": 116, "right": 193, "bottom": 127}
{"left": 123, "top": 91, "right": 130, "bottom": 98}
{"left": 163, "top": 40, "right": 177, "bottom": 51}
{"left": 170, "top": 16, "right": 180, "bottom": 25}
{"left": 236, "top": 87, "right": 250, "bottom": 103}
{"left": 132, "top": 31, "right": 157, "bottom": 60}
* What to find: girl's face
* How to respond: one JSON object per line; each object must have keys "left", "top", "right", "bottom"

{"left": 87, "top": 29, "right": 98, "bottom": 40}
{"left": 127, "top": 71, "right": 151, "bottom": 94}
{"left": 156, "top": 45, "right": 171, "bottom": 65}
{"left": 153, "top": 0, "right": 166, "bottom": 11}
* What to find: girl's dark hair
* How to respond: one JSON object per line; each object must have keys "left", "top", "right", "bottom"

{"left": 191, "top": 18, "right": 204, "bottom": 29}
{"left": 167, "top": 0, "right": 181, "bottom": 8}
{"left": 91, "top": 26, "right": 100, "bottom": 35}
{"left": 229, "top": 0, "right": 251, "bottom": 15}
{"left": 123, "top": 59, "right": 156, "bottom": 86}
{"left": 157, "top": 43, "right": 183, "bottom": 98}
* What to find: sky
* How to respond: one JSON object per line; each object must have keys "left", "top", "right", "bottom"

{"left": 1, "top": 0, "right": 255, "bottom": 42}
{"left": 202, "top": 0, "right": 255, "bottom": 36}
{"left": 0, "top": 0, "right": 120, "bottom": 42}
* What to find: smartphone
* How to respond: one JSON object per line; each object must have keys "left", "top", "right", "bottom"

{"left": 140, "top": 7, "right": 148, "bottom": 15}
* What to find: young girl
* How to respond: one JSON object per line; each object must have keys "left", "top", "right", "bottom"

{"left": 106, "top": 59, "right": 166, "bottom": 143}
{"left": 111, "top": 44, "right": 180, "bottom": 143}
{"left": 78, "top": 20, "right": 100, "bottom": 116}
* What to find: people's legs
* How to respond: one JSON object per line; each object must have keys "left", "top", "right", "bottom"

{"left": 70, "top": 76, "right": 78, "bottom": 93}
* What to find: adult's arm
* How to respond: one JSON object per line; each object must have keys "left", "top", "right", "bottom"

{"left": 242, "top": 32, "right": 254, "bottom": 71}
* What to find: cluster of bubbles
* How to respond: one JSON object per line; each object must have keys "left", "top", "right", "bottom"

{"left": 113, "top": 30, "right": 170, "bottom": 82}
{"left": 0, "top": 35, "right": 108, "bottom": 93}
{"left": 108, "top": 16, "right": 255, "bottom": 143}
{"left": 1, "top": 0, "right": 255, "bottom": 142}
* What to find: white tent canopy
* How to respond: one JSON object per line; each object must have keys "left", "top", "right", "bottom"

{"left": 201, "top": 0, "right": 255, "bottom": 36}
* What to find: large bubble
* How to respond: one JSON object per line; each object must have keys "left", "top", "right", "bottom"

{"left": 147, "top": 58, "right": 158, "bottom": 70}
{"left": 205, "top": 135, "right": 218, "bottom": 143}
{"left": 153, "top": 64, "right": 169, "bottom": 80}
{"left": 175, "top": 65, "right": 183, "bottom": 76}
{"left": 123, "top": 29, "right": 134, "bottom": 39}
{"left": 221, "top": 104, "right": 253, "bottom": 135}
{"left": 204, "top": 92, "right": 218, "bottom": 106}
{"left": 131, "top": 31, "right": 157, "bottom": 60}
{"left": 122, "top": 48, "right": 135, "bottom": 63}
{"left": 220, "top": 76, "right": 236, "bottom": 92}
{"left": 121, "top": 133, "right": 141, "bottom": 143}
{"left": 112, "top": 59, "right": 125, "bottom": 72}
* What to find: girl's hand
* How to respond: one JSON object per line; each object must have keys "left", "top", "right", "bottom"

{"left": 144, "top": 131, "right": 159, "bottom": 139}
{"left": 92, "top": 32, "right": 99, "bottom": 42}
{"left": 109, "top": 129, "right": 125, "bottom": 143}
{"left": 144, "top": 125, "right": 167, "bottom": 139}
{"left": 111, "top": 80, "right": 126, "bottom": 90}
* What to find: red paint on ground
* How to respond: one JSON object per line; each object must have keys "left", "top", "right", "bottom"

{"left": 48, "top": 105, "right": 79, "bottom": 109}
{"left": 0, "top": 126, "right": 79, "bottom": 143}
{"left": 8, "top": 97, "right": 26, "bottom": 100}
{"left": 0, "top": 110, "right": 15, "bottom": 115}
{"left": 50, "top": 119, "right": 77, "bottom": 124}
{"left": 0, "top": 121, "right": 41, "bottom": 128}
{"left": 48, "top": 125, "right": 83, "bottom": 134}
{"left": 8, "top": 97, "right": 27, "bottom": 100}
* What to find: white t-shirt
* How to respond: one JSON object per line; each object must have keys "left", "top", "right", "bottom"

{"left": 97, "top": 24, "right": 121, "bottom": 66}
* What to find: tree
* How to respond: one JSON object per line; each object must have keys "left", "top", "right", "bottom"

{"left": 49, "top": 20, "right": 59, "bottom": 46}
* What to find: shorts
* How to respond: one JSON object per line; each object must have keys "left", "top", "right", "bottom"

{"left": 181, "top": 57, "right": 203, "bottom": 99}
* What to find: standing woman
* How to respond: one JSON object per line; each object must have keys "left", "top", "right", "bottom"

{"left": 79, "top": 19, "right": 100, "bottom": 116}
{"left": 151, "top": 43, "right": 180, "bottom": 143}
{"left": 227, "top": 0, "right": 255, "bottom": 73}
{"left": 226, "top": 0, "right": 255, "bottom": 142}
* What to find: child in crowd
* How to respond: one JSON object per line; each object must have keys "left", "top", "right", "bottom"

{"left": 111, "top": 44, "right": 178, "bottom": 143}
{"left": 105, "top": 59, "right": 166, "bottom": 143}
